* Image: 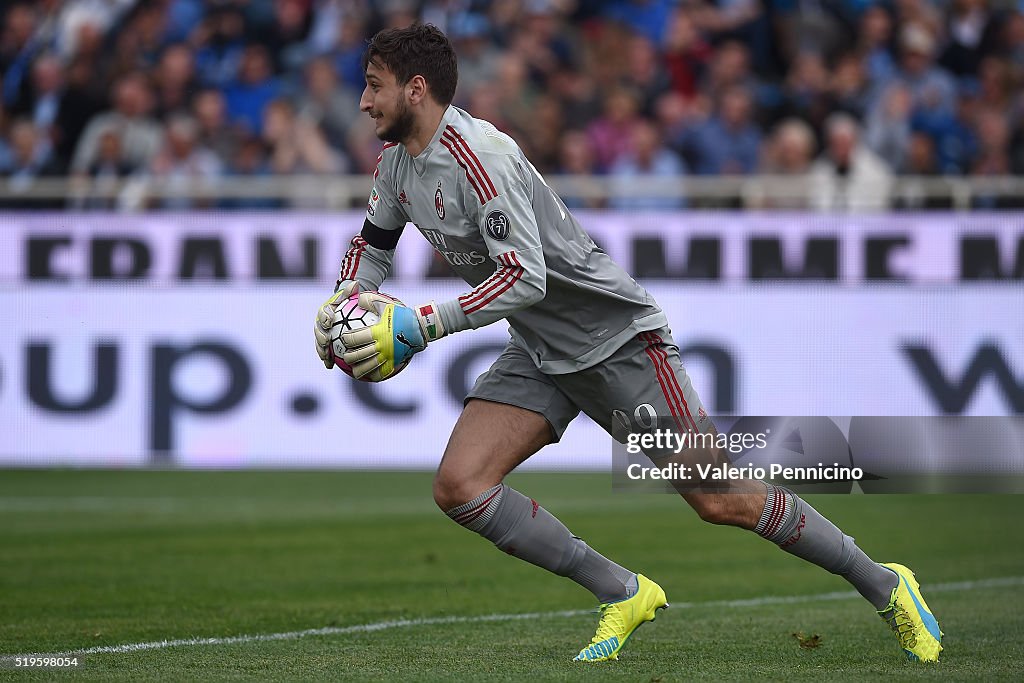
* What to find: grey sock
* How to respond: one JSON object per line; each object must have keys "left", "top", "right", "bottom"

{"left": 756, "top": 484, "right": 898, "bottom": 610}
{"left": 446, "top": 484, "right": 637, "bottom": 603}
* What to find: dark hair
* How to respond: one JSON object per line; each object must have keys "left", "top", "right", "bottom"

{"left": 362, "top": 24, "right": 458, "bottom": 106}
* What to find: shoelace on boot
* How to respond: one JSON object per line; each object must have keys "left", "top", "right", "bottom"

{"left": 883, "top": 605, "right": 918, "bottom": 649}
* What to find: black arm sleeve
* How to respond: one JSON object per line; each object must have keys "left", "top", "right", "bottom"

{"left": 361, "top": 219, "right": 404, "bottom": 250}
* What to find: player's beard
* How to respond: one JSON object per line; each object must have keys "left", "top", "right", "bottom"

{"left": 377, "top": 97, "right": 415, "bottom": 144}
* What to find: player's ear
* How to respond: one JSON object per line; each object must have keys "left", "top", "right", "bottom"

{"left": 407, "top": 75, "right": 427, "bottom": 104}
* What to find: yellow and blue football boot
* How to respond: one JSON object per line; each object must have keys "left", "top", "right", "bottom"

{"left": 878, "top": 563, "right": 943, "bottom": 662}
{"left": 574, "top": 574, "right": 668, "bottom": 662}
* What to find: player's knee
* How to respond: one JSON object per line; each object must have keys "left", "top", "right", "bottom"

{"left": 432, "top": 470, "right": 486, "bottom": 513}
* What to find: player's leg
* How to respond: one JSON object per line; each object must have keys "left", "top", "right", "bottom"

{"left": 432, "top": 398, "right": 549, "bottom": 511}
{"left": 562, "top": 328, "right": 898, "bottom": 604}
{"left": 437, "top": 345, "right": 668, "bottom": 662}
{"left": 630, "top": 331, "right": 937, "bottom": 663}
{"left": 559, "top": 328, "right": 939, "bottom": 657}
{"left": 437, "top": 397, "right": 669, "bottom": 663}
{"left": 678, "top": 469, "right": 900, "bottom": 610}
{"left": 675, "top": 467, "right": 940, "bottom": 660}
{"left": 433, "top": 344, "right": 638, "bottom": 605}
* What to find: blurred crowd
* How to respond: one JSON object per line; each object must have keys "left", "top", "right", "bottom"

{"left": 1, "top": 0, "right": 1023, "bottom": 209}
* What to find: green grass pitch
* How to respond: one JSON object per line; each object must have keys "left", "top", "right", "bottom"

{"left": 1, "top": 470, "right": 1023, "bottom": 681}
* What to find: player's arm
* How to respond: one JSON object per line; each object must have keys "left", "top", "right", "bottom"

{"left": 335, "top": 155, "right": 409, "bottom": 294}
{"left": 334, "top": 219, "right": 403, "bottom": 294}
{"left": 427, "top": 152, "right": 547, "bottom": 338}
{"left": 315, "top": 156, "right": 408, "bottom": 369}
{"left": 340, "top": 153, "right": 547, "bottom": 379}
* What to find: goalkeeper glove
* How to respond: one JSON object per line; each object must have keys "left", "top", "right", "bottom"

{"left": 340, "top": 295, "right": 446, "bottom": 380}
{"left": 314, "top": 281, "right": 359, "bottom": 369}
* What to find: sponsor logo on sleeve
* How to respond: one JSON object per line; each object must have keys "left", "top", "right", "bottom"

{"left": 485, "top": 210, "right": 510, "bottom": 241}
{"left": 367, "top": 188, "right": 380, "bottom": 217}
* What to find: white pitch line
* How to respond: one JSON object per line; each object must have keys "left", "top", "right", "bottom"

{"left": 16, "top": 575, "right": 1024, "bottom": 658}
{"left": 670, "top": 575, "right": 1024, "bottom": 609}
{"left": 14, "top": 610, "right": 592, "bottom": 658}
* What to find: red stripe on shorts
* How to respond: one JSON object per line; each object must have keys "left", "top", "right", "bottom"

{"left": 647, "top": 333, "right": 698, "bottom": 433}
{"left": 641, "top": 333, "right": 687, "bottom": 434}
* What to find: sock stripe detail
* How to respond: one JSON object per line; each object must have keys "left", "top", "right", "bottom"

{"left": 765, "top": 491, "right": 787, "bottom": 537}
{"left": 453, "top": 489, "right": 502, "bottom": 525}
{"left": 755, "top": 484, "right": 776, "bottom": 535}
{"left": 769, "top": 491, "right": 791, "bottom": 538}
{"left": 446, "top": 484, "right": 505, "bottom": 531}
{"left": 756, "top": 484, "right": 793, "bottom": 541}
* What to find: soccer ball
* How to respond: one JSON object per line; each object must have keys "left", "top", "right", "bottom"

{"left": 329, "top": 292, "right": 411, "bottom": 382}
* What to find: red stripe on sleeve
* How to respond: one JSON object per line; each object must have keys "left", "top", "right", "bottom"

{"left": 458, "top": 252, "right": 522, "bottom": 311}
{"left": 458, "top": 266, "right": 508, "bottom": 306}
{"left": 462, "top": 269, "right": 522, "bottom": 314}
{"left": 462, "top": 271, "right": 521, "bottom": 314}
{"left": 340, "top": 236, "right": 367, "bottom": 281}
{"left": 445, "top": 127, "right": 498, "bottom": 199}
{"left": 442, "top": 131, "right": 494, "bottom": 202}
{"left": 442, "top": 130, "right": 496, "bottom": 202}
{"left": 372, "top": 143, "right": 398, "bottom": 180}
{"left": 440, "top": 137, "right": 487, "bottom": 204}
{"left": 459, "top": 267, "right": 519, "bottom": 313}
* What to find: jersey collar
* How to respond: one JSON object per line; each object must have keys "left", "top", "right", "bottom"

{"left": 412, "top": 105, "right": 459, "bottom": 177}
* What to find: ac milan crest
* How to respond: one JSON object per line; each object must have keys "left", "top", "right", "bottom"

{"left": 434, "top": 181, "right": 445, "bottom": 220}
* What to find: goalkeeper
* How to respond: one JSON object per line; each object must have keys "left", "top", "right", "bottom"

{"left": 313, "top": 24, "right": 942, "bottom": 664}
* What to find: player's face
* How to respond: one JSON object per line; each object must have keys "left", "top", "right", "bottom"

{"left": 361, "top": 60, "right": 415, "bottom": 143}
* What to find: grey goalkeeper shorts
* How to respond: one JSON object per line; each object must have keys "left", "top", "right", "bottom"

{"left": 466, "top": 326, "right": 711, "bottom": 443}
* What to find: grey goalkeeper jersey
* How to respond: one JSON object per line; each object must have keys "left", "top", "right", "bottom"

{"left": 340, "top": 105, "right": 667, "bottom": 374}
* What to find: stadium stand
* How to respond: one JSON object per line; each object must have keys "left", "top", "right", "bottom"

{"left": 1, "top": 0, "right": 1022, "bottom": 208}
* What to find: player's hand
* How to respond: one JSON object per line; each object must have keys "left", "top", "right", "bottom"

{"left": 314, "top": 281, "right": 359, "bottom": 369}
{"left": 340, "top": 293, "right": 439, "bottom": 380}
